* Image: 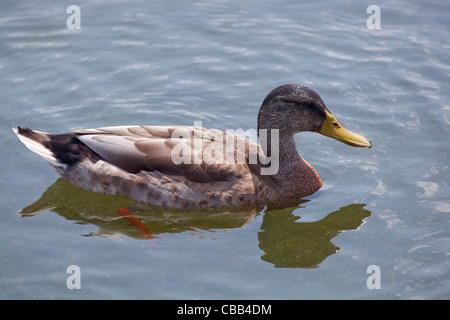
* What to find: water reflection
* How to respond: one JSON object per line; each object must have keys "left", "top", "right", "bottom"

{"left": 19, "top": 179, "right": 370, "bottom": 268}
{"left": 19, "top": 179, "right": 258, "bottom": 239}
{"left": 258, "top": 204, "right": 371, "bottom": 268}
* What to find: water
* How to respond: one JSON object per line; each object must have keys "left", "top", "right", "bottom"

{"left": 1, "top": 0, "right": 449, "bottom": 299}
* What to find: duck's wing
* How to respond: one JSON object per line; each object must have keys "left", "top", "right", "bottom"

{"left": 74, "top": 125, "right": 263, "bottom": 183}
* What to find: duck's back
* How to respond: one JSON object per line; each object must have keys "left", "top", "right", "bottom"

{"left": 14, "top": 125, "right": 274, "bottom": 208}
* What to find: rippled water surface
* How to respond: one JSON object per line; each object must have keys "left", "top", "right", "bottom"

{"left": 1, "top": 0, "right": 449, "bottom": 299}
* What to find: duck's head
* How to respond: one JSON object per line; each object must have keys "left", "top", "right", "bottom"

{"left": 258, "top": 84, "right": 371, "bottom": 148}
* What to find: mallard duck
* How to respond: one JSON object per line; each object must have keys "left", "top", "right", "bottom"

{"left": 13, "top": 84, "right": 371, "bottom": 209}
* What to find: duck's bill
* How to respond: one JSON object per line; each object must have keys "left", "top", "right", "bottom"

{"left": 316, "top": 111, "right": 372, "bottom": 148}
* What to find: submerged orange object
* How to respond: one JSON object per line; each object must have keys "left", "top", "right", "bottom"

{"left": 117, "top": 207, "right": 155, "bottom": 240}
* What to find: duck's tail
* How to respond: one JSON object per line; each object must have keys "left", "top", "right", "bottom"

{"left": 12, "top": 127, "right": 64, "bottom": 168}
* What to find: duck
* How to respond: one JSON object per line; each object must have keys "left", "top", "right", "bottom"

{"left": 13, "top": 84, "right": 371, "bottom": 209}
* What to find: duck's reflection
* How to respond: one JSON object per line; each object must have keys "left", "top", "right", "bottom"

{"left": 258, "top": 204, "right": 371, "bottom": 268}
{"left": 19, "top": 179, "right": 370, "bottom": 268}
{"left": 19, "top": 179, "right": 258, "bottom": 239}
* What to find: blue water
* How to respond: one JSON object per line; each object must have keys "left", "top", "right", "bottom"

{"left": 1, "top": 0, "right": 449, "bottom": 299}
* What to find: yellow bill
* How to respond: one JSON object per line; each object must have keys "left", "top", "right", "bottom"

{"left": 316, "top": 111, "right": 372, "bottom": 148}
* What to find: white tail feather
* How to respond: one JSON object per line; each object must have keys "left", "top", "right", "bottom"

{"left": 12, "top": 127, "right": 64, "bottom": 167}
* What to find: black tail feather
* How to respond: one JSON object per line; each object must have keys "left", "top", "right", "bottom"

{"left": 16, "top": 127, "right": 103, "bottom": 166}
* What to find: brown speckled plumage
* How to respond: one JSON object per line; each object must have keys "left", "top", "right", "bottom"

{"left": 13, "top": 84, "right": 371, "bottom": 209}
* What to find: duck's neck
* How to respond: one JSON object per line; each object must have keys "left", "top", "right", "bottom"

{"left": 259, "top": 129, "right": 322, "bottom": 198}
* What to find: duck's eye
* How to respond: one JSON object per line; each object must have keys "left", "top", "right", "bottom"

{"left": 301, "top": 100, "right": 311, "bottom": 107}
